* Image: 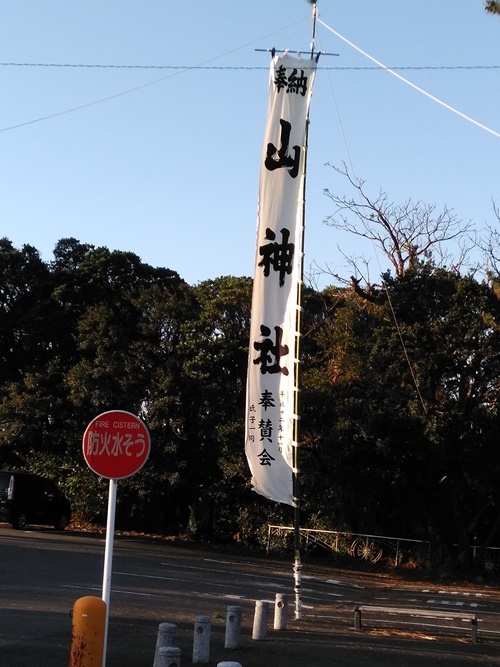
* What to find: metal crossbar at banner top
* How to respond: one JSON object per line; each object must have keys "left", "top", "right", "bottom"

{"left": 255, "top": 48, "right": 338, "bottom": 61}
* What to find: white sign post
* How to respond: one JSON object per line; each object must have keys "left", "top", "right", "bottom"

{"left": 101, "top": 477, "right": 117, "bottom": 665}
{"left": 82, "top": 409, "right": 151, "bottom": 667}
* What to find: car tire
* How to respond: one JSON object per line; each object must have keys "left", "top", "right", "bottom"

{"left": 12, "top": 513, "right": 27, "bottom": 530}
{"left": 54, "top": 515, "right": 68, "bottom": 531}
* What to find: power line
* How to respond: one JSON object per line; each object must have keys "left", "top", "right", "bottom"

{"left": 1, "top": 61, "right": 500, "bottom": 71}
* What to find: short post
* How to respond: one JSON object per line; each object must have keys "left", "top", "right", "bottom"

{"left": 156, "top": 646, "right": 181, "bottom": 667}
{"left": 192, "top": 615, "right": 211, "bottom": 664}
{"left": 252, "top": 600, "right": 269, "bottom": 640}
{"left": 69, "top": 596, "right": 106, "bottom": 667}
{"left": 224, "top": 605, "right": 242, "bottom": 649}
{"left": 153, "top": 623, "right": 177, "bottom": 667}
{"left": 354, "top": 605, "right": 362, "bottom": 630}
{"left": 274, "top": 593, "right": 288, "bottom": 630}
{"left": 471, "top": 616, "right": 477, "bottom": 644}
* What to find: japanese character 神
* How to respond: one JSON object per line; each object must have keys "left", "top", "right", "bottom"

{"left": 258, "top": 227, "right": 294, "bottom": 287}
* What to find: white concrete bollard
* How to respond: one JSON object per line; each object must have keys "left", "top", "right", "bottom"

{"left": 157, "top": 646, "right": 181, "bottom": 667}
{"left": 154, "top": 623, "right": 177, "bottom": 667}
{"left": 192, "top": 615, "right": 211, "bottom": 664}
{"left": 252, "top": 600, "right": 269, "bottom": 640}
{"left": 274, "top": 593, "right": 288, "bottom": 630}
{"left": 224, "top": 605, "right": 242, "bottom": 649}
{"left": 217, "top": 662, "right": 242, "bottom": 667}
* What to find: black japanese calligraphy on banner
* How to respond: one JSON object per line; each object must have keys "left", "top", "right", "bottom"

{"left": 274, "top": 64, "right": 310, "bottom": 96}
{"left": 245, "top": 54, "right": 317, "bottom": 505}
{"left": 253, "top": 324, "right": 289, "bottom": 375}
{"left": 265, "top": 119, "right": 300, "bottom": 178}
{"left": 258, "top": 228, "right": 294, "bottom": 287}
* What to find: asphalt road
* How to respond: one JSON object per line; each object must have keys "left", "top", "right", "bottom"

{"left": 1, "top": 526, "right": 500, "bottom": 666}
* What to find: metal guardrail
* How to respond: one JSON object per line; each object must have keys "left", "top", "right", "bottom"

{"left": 468, "top": 544, "right": 500, "bottom": 575}
{"left": 267, "top": 525, "right": 500, "bottom": 574}
{"left": 267, "top": 525, "right": 430, "bottom": 568}
{"left": 353, "top": 604, "right": 478, "bottom": 643}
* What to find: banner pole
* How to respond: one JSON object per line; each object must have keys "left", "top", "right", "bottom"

{"left": 293, "top": 148, "right": 306, "bottom": 620}
{"left": 292, "top": 0, "right": 320, "bottom": 623}
{"left": 292, "top": 120, "right": 308, "bottom": 622}
{"left": 310, "top": 1, "right": 318, "bottom": 59}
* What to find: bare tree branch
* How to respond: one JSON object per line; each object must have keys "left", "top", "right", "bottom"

{"left": 478, "top": 200, "right": 500, "bottom": 277}
{"left": 323, "top": 163, "right": 475, "bottom": 279}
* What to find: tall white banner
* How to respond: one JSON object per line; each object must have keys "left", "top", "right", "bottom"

{"left": 245, "top": 54, "right": 317, "bottom": 505}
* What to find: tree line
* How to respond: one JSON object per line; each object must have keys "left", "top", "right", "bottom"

{"left": 1, "top": 179, "right": 500, "bottom": 571}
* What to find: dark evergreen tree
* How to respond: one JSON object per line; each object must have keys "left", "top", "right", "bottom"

{"left": 300, "top": 265, "right": 500, "bottom": 566}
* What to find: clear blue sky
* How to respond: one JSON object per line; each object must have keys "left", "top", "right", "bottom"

{"left": 1, "top": 1, "right": 498, "bottom": 288}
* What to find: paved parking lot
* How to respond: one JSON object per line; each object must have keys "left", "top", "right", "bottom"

{"left": 1, "top": 528, "right": 499, "bottom": 666}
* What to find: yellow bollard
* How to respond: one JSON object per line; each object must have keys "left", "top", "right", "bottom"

{"left": 69, "top": 596, "right": 106, "bottom": 667}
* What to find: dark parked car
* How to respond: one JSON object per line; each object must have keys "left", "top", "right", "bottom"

{"left": 0, "top": 471, "right": 71, "bottom": 530}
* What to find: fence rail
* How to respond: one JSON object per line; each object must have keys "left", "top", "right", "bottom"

{"left": 267, "top": 525, "right": 430, "bottom": 568}
{"left": 267, "top": 525, "right": 500, "bottom": 574}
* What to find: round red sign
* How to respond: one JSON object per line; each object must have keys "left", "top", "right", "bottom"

{"left": 83, "top": 410, "right": 151, "bottom": 480}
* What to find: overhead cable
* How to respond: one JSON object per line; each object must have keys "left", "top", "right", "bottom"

{"left": 318, "top": 18, "right": 500, "bottom": 139}
{"left": 1, "top": 61, "right": 500, "bottom": 71}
